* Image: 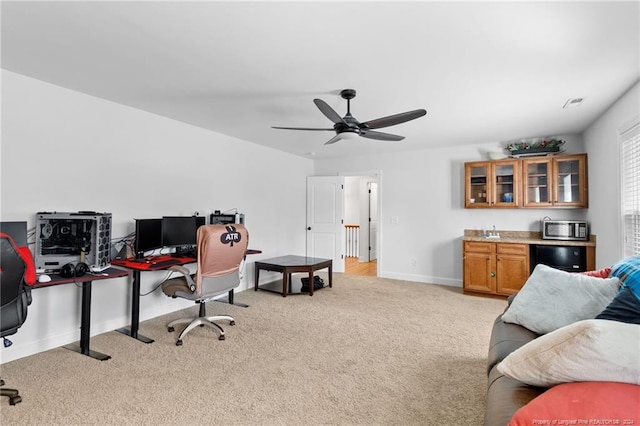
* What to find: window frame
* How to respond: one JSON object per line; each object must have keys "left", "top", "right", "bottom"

{"left": 619, "top": 117, "right": 640, "bottom": 257}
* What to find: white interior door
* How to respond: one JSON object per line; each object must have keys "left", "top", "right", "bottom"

{"left": 368, "top": 181, "right": 378, "bottom": 261}
{"left": 306, "top": 176, "right": 345, "bottom": 273}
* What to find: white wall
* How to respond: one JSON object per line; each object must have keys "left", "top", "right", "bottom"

{"left": 0, "top": 71, "right": 313, "bottom": 362}
{"left": 583, "top": 81, "right": 640, "bottom": 267}
{"left": 314, "top": 135, "right": 586, "bottom": 285}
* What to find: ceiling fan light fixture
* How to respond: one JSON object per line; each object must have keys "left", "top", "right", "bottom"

{"left": 339, "top": 130, "right": 359, "bottom": 140}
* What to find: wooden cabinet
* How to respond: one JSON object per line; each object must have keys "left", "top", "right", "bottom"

{"left": 465, "top": 160, "right": 519, "bottom": 208}
{"left": 463, "top": 241, "right": 494, "bottom": 293}
{"left": 521, "top": 154, "right": 588, "bottom": 208}
{"left": 464, "top": 153, "right": 588, "bottom": 209}
{"left": 463, "top": 241, "right": 529, "bottom": 296}
{"left": 495, "top": 244, "right": 530, "bottom": 294}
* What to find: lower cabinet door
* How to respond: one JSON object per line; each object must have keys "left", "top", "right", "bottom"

{"left": 463, "top": 251, "right": 494, "bottom": 293}
{"left": 495, "top": 244, "right": 529, "bottom": 295}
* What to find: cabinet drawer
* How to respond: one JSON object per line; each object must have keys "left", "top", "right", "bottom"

{"left": 496, "top": 243, "right": 528, "bottom": 256}
{"left": 464, "top": 241, "right": 493, "bottom": 253}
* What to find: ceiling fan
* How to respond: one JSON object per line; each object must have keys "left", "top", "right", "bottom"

{"left": 272, "top": 89, "right": 427, "bottom": 145}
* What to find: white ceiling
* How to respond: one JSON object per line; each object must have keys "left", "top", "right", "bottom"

{"left": 2, "top": 1, "right": 639, "bottom": 159}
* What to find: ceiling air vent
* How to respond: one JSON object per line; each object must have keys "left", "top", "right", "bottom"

{"left": 563, "top": 98, "right": 585, "bottom": 108}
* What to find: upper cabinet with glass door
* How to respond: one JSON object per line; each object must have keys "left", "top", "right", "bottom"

{"left": 465, "top": 159, "right": 519, "bottom": 208}
{"left": 464, "top": 153, "right": 588, "bottom": 209}
{"left": 522, "top": 154, "right": 588, "bottom": 208}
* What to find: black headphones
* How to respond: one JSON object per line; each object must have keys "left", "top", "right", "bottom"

{"left": 60, "top": 262, "right": 89, "bottom": 278}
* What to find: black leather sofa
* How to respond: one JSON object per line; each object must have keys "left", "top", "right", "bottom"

{"left": 484, "top": 296, "right": 547, "bottom": 426}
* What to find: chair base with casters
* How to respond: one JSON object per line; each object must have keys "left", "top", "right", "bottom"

{"left": 1, "top": 339, "right": 22, "bottom": 405}
{"left": 166, "top": 301, "right": 235, "bottom": 346}
{"left": 1, "top": 378, "right": 22, "bottom": 406}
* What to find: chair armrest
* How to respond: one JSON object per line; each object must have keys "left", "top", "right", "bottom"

{"left": 168, "top": 265, "right": 196, "bottom": 291}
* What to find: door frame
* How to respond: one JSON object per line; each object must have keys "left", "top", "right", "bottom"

{"left": 368, "top": 181, "right": 378, "bottom": 262}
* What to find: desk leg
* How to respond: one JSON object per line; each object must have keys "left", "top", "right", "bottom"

{"left": 282, "top": 270, "right": 288, "bottom": 297}
{"left": 116, "top": 270, "right": 154, "bottom": 344}
{"left": 63, "top": 281, "right": 111, "bottom": 361}
{"left": 328, "top": 263, "right": 333, "bottom": 288}
{"left": 254, "top": 267, "right": 260, "bottom": 291}
{"left": 308, "top": 270, "right": 314, "bottom": 296}
{"left": 215, "top": 289, "right": 249, "bottom": 308}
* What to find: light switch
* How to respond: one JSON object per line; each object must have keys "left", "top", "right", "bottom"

{"left": 390, "top": 216, "right": 400, "bottom": 224}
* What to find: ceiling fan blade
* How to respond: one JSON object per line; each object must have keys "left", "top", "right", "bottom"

{"left": 362, "top": 109, "right": 427, "bottom": 130}
{"left": 324, "top": 134, "right": 343, "bottom": 145}
{"left": 359, "top": 129, "right": 405, "bottom": 141}
{"left": 314, "top": 99, "right": 346, "bottom": 124}
{"left": 272, "top": 126, "right": 334, "bottom": 131}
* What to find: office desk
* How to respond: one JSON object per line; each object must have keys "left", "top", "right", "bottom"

{"left": 112, "top": 249, "right": 262, "bottom": 342}
{"left": 33, "top": 267, "right": 129, "bottom": 361}
{"left": 254, "top": 255, "right": 333, "bottom": 297}
{"left": 111, "top": 256, "right": 197, "bottom": 344}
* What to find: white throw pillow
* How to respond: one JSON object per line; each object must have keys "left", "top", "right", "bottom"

{"left": 497, "top": 319, "right": 640, "bottom": 387}
{"left": 501, "top": 264, "right": 619, "bottom": 334}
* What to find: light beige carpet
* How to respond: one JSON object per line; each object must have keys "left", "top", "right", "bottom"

{"left": 0, "top": 274, "right": 506, "bottom": 425}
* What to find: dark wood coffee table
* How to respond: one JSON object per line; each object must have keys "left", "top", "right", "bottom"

{"left": 254, "top": 255, "right": 333, "bottom": 296}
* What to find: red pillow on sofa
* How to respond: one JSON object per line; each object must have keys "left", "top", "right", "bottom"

{"left": 580, "top": 267, "right": 611, "bottom": 278}
{"left": 509, "top": 381, "right": 640, "bottom": 426}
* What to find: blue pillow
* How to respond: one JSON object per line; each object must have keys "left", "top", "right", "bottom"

{"left": 609, "top": 256, "right": 640, "bottom": 298}
{"left": 595, "top": 287, "right": 640, "bottom": 324}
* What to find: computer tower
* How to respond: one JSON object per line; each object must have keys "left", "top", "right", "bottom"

{"left": 35, "top": 212, "right": 112, "bottom": 272}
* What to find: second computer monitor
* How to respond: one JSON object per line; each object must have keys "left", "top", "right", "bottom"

{"left": 161, "top": 216, "right": 205, "bottom": 253}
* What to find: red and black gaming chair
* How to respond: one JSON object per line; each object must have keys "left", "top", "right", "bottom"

{"left": 0, "top": 232, "right": 36, "bottom": 405}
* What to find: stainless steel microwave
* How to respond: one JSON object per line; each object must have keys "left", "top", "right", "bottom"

{"left": 541, "top": 220, "right": 589, "bottom": 241}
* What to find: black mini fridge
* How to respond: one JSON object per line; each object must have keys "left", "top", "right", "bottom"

{"left": 531, "top": 245, "right": 587, "bottom": 273}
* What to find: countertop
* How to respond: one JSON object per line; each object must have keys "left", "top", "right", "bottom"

{"left": 463, "top": 230, "right": 596, "bottom": 247}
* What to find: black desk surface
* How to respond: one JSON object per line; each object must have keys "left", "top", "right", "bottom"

{"left": 32, "top": 267, "right": 129, "bottom": 289}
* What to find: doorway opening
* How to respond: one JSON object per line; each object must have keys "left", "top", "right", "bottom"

{"left": 343, "top": 175, "right": 378, "bottom": 277}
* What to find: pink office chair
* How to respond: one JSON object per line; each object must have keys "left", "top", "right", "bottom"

{"left": 161, "top": 224, "right": 248, "bottom": 345}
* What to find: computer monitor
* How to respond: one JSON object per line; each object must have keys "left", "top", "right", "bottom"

{"left": 134, "top": 218, "right": 163, "bottom": 258}
{"left": 0, "top": 221, "right": 28, "bottom": 247}
{"left": 161, "top": 216, "right": 206, "bottom": 253}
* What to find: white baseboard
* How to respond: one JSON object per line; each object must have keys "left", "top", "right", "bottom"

{"left": 379, "top": 271, "right": 462, "bottom": 288}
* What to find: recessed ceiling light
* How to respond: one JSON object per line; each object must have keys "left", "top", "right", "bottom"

{"left": 563, "top": 98, "right": 585, "bottom": 108}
